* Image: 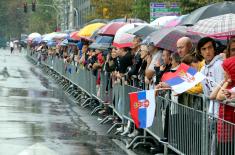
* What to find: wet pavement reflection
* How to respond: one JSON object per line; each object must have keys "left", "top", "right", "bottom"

{"left": 0, "top": 50, "right": 128, "bottom": 155}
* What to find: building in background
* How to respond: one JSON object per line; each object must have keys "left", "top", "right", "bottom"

{"left": 73, "top": 0, "right": 92, "bottom": 29}
{"left": 53, "top": 0, "right": 92, "bottom": 31}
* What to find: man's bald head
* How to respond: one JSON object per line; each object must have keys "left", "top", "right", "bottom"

{"left": 176, "top": 37, "right": 193, "bottom": 58}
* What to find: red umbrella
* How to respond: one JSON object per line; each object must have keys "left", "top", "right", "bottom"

{"left": 98, "top": 22, "right": 126, "bottom": 36}
{"left": 70, "top": 31, "right": 80, "bottom": 40}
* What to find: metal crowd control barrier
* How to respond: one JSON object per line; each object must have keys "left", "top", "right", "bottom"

{"left": 26, "top": 51, "right": 235, "bottom": 155}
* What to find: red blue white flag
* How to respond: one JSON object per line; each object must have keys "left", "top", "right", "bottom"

{"left": 161, "top": 63, "right": 205, "bottom": 94}
{"left": 129, "top": 90, "right": 155, "bottom": 129}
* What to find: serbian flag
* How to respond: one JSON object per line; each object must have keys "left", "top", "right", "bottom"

{"left": 129, "top": 90, "right": 155, "bottom": 128}
{"left": 161, "top": 63, "right": 205, "bottom": 94}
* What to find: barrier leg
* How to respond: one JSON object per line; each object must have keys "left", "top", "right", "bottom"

{"left": 103, "top": 116, "right": 115, "bottom": 124}
{"left": 74, "top": 94, "right": 83, "bottom": 101}
{"left": 126, "top": 131, "right": 157, "bottom": 149}
{"left": 81, "top": 98, "right": 92, "bottom": 108}
{"left": 90, "top": 105, "right": 103, "bottom": 115}
{"left": 98, "top": 115, "right": 114, "bottom": 125}
{"left": 107, "top": 123, "right": 125, "bottom": 134}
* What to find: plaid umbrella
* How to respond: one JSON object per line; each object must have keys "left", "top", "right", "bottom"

{"left": 188, "top": 13, "right": 235, "bottom": 38}
{"left": 143, "top": 27, "right": 201, "bottom": 52}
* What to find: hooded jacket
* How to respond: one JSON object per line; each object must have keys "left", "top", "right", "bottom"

{"left": 201, "top": 55, "right": 224, "bottom": 116}
{"left": 201, "top": 55, "right": 224, "bottom": 97}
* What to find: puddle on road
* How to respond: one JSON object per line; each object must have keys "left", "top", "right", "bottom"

{"left": 7, "top": 88, "right": 49, "bottom": 97}
{"left": 0, "top": 64, "right": 128, "bottom": 155}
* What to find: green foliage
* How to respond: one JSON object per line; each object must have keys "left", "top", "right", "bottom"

{"left": 0, "top": 0, "right": 57, "bottom": 40}
{"left": 89, "top": 0, "right": 224, "bottom": 23}
{"left": 88, "top": 0, "right": 134, "bottom": 21}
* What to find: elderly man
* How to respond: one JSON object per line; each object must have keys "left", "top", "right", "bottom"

{"left": 176, "top": 37, "right": 193, "bottom": 58}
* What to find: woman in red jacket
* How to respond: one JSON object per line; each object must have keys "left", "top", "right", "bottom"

{"left": 210, "top": 56, "right": 235, "bottom": 154}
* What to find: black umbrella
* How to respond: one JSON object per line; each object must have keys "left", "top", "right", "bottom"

{"left": 127, "top": 25, "right": 157, "bottom": 39}
{"left": 180, "top": 1, "right": 235, "bottom": 26}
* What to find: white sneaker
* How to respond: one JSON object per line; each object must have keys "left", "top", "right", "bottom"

{"left": 97, "top": 117, "right": 102, "bottom": 121}
{"left": 120, "top": 126, "right": 130, "bottom": 136}
{"left": 98, "top": 109, "right": 106, "bottom": 114}
{"left": 128, "top": 129, "right": 139, "bottom": 138}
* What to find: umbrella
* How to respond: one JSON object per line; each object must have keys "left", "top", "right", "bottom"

{"left": 70, "top": 31, "right": 80, "bottom": 40}
{"left": 150, "top": 16, "right": 179, "bottom": 28}
{"left": 89, "top": 35, "right": 114, "bottom": 50}
{"left": 143, "top": 27, "right": 202, "bottom": 52}
{"left": 59, "top": 39, "right": 68, "bottom": 46}
{"left": 47, "top": 40, "right": 57, "bottom": 47}
{"left": 28, "top": 32, "right": 41, "bottom": 41}
{"left": 78, "top": 23, "right": 106, "bottom": 38}
{"left": 180, "top": 1, "right": 235, "bottom": 26}
{"left": 164, "top": 14, "right": 188, "bottom": 28}
{"left": 32, "top": 37, "right": 42, "bottom": 44}
{"left": 110, "top": 18, "right": 147, "bottom": 23}
{"left": 113, "top": 23, "right": 143, "bottom": 48}
{"left": 42, "top": 32, "right": 68, "bottom": 42}
{"left": 127, "top": 25, "right": 157, "bottom": 39}
{"left": 85, "top": 19, "right": 109, "bottom": 25}
{"left": 98, "top": 22, "right": 126, "bottom": 36}
{"left": 52, "top": 32, "right": 68, "bottom": 39}
{"left": 188, "top": 13, "right": 235, "bottom": 38}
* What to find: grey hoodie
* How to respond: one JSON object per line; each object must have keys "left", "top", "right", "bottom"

{"left": 200, "top": 55, "right": 224, "bottom": 115}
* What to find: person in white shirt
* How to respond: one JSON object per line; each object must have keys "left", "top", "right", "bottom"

{"left": 10, "top": 41, "right": 14, "bottom": 54}
{"left": 198, "top": 37, "right": 224, "bottom": 116}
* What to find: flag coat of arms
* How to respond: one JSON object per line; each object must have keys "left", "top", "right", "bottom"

{"left": 161, "top": 63, "right": 205, "bottom": 94}
{"left": 129, "top": 90, "right": 155, "bottom": 129}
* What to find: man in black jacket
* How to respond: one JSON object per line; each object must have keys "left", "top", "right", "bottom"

{"left": 126, "top": 36, "right": 142, "bottom": 86}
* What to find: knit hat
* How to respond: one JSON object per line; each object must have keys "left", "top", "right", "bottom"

{"left": 222, "top": 56, "right": 235, "bottom": 88}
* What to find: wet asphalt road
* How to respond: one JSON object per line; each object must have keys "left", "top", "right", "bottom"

{"left": 0, "top": 49, "right": 130, "bottom": 155}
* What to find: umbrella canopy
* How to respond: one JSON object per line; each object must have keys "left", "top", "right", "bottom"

{"left": 110, "top": 18, "right": 147, "bottom": 23}
{"left": 127, "top": 25, "right": 157, "bottom": 39}
{"left": 47, "top": 40, "right": 57, "bottom": 47}
{"left": 89, "top": 35, "right": 113, "bottom": 50}
{"left": 78, "top": 23, "right": 105, "bottom": 38}
{"left": 164, "top": 14, "right": 188, "bottom": 28}
{"left": 180, "top": 1, "right": 235, "bottom": 26}
{"left": 150, "top": 16, "right": 179, "bottom": 28}
{"left": 28, "top": 32, "right": 41, "bottom": 41}
{"left": 188, "top": 13, "right": 235, "bottom": 38}
{"left": 85, "top": 19, "right": 109, "bottom": 25}
{"left": 98, "top": 22, "right": 126, "bottom": 36}
{"left": 113, "top": 23, "right": 143, "bottom": 48}
{"left": 42, "top": 32, "right": 68, "bottom": 42}
{"left": 70, "top": 31, "right": 80, "bottom": 40}
{"left": 143, "top": 27, "right": 201, "bottom": 52}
